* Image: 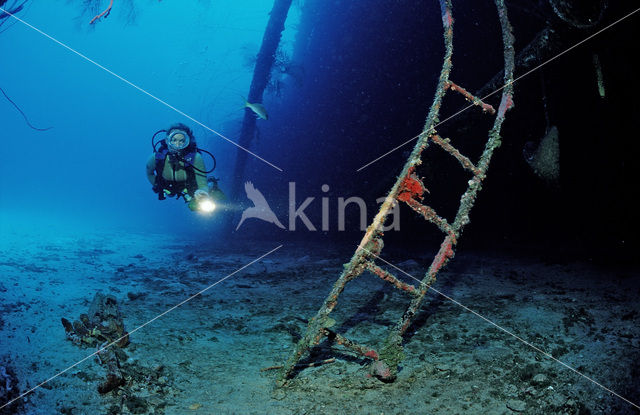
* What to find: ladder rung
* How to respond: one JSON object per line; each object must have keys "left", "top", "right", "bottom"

{"left": 446, "top": 81, "right": 495, "bottom": 114}
{"left": 402, "top": 197, "right": 455, "bottom": 237}
{"left": 365, "top": 262, "right": 419, "bottom": 297}
{"left": 431, "top": 134, "right": 481, "bottom": 176}
{"left": 322, "top": 329, "right": 379, "bottom": 360}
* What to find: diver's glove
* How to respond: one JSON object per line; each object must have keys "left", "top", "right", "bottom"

{"left": 206, "top": 178, "right": 226, "bottom": 201}
{"left": 194, "top": 189, "right": 209, "bottom": 200}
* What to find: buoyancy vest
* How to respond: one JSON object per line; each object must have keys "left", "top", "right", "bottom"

{"left": 154, "top": 143, "right": 198, "bottom": 200}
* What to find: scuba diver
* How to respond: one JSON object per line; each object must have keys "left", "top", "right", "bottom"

{"left": 146, "top": 123, "right": 224, "bottom": 213}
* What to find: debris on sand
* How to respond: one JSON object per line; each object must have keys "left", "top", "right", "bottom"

{"left": 61, "top": 293, "right": 129, "bottom": 393}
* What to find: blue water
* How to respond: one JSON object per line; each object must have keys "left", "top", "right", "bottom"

{"left": 0, "top": 1, "right": 300, "bottom": 237}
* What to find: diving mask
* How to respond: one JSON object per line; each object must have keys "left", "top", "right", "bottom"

{"left": 166, "top": 129, "right": 190, "bottom": 152}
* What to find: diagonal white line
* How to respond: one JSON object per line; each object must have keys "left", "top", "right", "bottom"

{"left": 356, "top": 7, "right": 640, "bottom": 172}
{"left": 356, "top": 245, "right": 640, "bottom": 410}
{"left": 0, "top": 244, "right": 283, "bottom": 410}
{"left": 0, "top": 7, "right": 282, "bottom": 172}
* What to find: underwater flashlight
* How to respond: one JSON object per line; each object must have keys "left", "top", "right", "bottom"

{"left": 198, "top": 198, "right": 216, "bottom": 214}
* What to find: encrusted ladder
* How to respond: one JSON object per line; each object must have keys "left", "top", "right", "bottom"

{"left": 277, "top": 0, "right": 515, "bottom": 385}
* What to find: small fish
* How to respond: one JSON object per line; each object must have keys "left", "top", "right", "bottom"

{"left": 243, "top": 97, "right": 269, "bottom": 120}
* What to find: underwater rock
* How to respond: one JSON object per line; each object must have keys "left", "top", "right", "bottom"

{"left": 126, "top": 292, "right": 145, "bottom": 301}
{"left": 506, "top": 399, "right": 527, "bottom": 412}
{"left": 88, "top": 293, "right": 120, "bottom": 325}
{"left": 96, "top": 346, "right": 127, "bottom": 395}
{"left": 0, "top": 359, "right": 22, "bottom": 414}
{"left": 61, "top": 293, "right": 130, "bottom": 393}
{"left": 370, "top": 360, "right": 396, "bottom": 383}
{"left": 106, "top": 404, "right": 120, "bottom": 415}
{"left": 61, "top": 317, "right": 74, "bottom": 333}
{"left": 124, "top": 396, "right": 149, "bottom": 414}
{"left": 531, "top": 373, "right": 548, "bottom": 385}
{"left": 72, "top": 319, "right": 91, "bottom": 338}
{"left": 61, "top": 293, "right": 129, "bottom": 348}
{"left": 97, "top": 372, "right": 124, "bottom": 395}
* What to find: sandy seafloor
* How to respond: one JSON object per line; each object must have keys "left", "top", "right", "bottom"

{"left": 1, "top": 228, "right": 639, "bottom": 415}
